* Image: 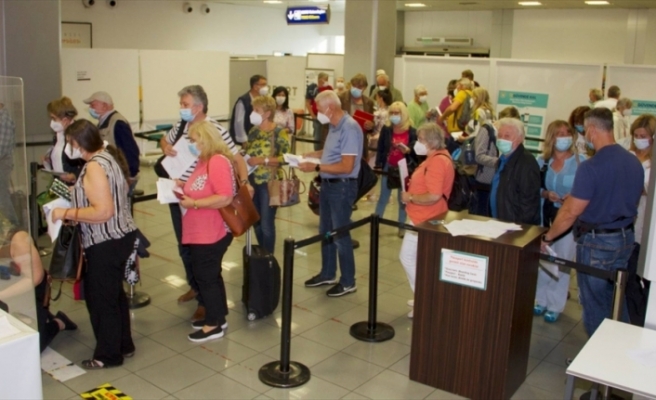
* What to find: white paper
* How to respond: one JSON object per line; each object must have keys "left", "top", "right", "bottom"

{"left": 443, "top": 219, "right": 522, "bottom": 239}
{"left": 450, "top": 131, "right": 465, "bottom": 140}
{"left": 440, "top": 249, "right": 488, "bottom": 290}
{"left": 0, "top": 315, "right": 21, "bottom": 339}
{"left": 627, "top": 347, "right": 656, "bottom": 368}
{"left": 42, "top": 198, "right": 72, "bottom": 242}
{"left": 398, "top": 158, "right": 409, "bottom": 192}
{"left": 284, "top": 153, "right": 321, "bottom": 168}
{"left": 161, "top": 137, "right": 197, "bottom": 179}
{"left": 242, "top": 154, "right": 258, "bottom": 176}
{"left": 156, "top": 178, "right": 181, "bottom": 204}
{"left": 41, "top": 347, "right": 86, "bottom": 382}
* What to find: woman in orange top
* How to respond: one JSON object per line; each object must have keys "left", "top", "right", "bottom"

{"left": 400, "top": 122, "right": 455, "bottom": 318}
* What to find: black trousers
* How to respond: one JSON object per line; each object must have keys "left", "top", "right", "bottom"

{"left": 189, "top": 234, "right": 233, "bottom": 327}
{"left": 84, "top": 231, "right": 137, "bottom": 366}
{"left": 169, "top": 204, "right": 198, "bottom": 296}
{"left": 35, "top": 272, "right": 59, "bottom": 352}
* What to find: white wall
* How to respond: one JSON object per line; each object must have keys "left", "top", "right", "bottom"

{"left": 60, "top": 1, "right": 344, "bottom": 56}
{"left": 404, "top": 10, "right": 494, "bottom": 49}
{"left": 644, "top": 10, "right": 656, "bottom": 65}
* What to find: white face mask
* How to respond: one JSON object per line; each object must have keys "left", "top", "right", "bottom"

{"left": 336, "top": 82, "right": 345, "bottom": 89}
{"left": 414, "top": 141, "right": 428, "bottom": 156}
{"left": 50, "top": 120, "right": 64, "bottom": 133}
{"left": 65, "top": 143, "right": 82, "bottom": 160}
{"left": 275, "top": 96, "right": 286, "bottom": 106}
{"left": 623, "top": 109, "right": 632, "bottom": 117}
{"left": 317, "top": 111, "right": 331, "bottom": 125}
{"left": 419, "top": 95, "right": 428, "bottom": 103}
{"left": 378, "top": 86, "right": 387, "bottom": 91}
{"left": 258, "top": 86, "right": 269, "bottom": 96}
{"left": 249, "top": 111, "right": 263, "bottom": 126}
{"left": 634, "top": 138, "right": 651, "bottom": 150}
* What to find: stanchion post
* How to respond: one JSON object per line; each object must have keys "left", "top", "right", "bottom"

{"left": 29, "top": 162, "right": 39, "bottom": 244}
{"left": 611, "top": 268, "right": 628, "bottom": 321}
{"left": 349, "top": 214, "right": 395, "bottom": 342}
{"left": 259, "top": 238, "right": 310, "bottom": 388}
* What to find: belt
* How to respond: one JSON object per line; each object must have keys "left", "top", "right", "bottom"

{"left": 322, "top": 178, "right": 357, "bottom": 183}
{"left": 589, "top": 223, "right": 634, "bottom": 235}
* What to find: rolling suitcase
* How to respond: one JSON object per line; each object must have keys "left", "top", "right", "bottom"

{"left": 242, "top": 229, "right": 281, "bottom": 321}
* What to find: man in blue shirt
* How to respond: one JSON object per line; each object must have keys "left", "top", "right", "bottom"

{"left": 542, "top": 108, "right": 643, "bottom": 336}
{"left": 299, "top": 90, "right": 363, "bottom": 297}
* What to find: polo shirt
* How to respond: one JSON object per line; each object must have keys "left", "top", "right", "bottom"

{"left": 320, "top": 114, "right": 362, "bottom": 179}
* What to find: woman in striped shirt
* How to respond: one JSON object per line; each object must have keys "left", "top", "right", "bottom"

{"left": 52, "top": 120, "right": 137, "bottom": 369}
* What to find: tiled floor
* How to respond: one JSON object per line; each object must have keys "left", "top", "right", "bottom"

{"left": 40, "top": 141, "right": 595, "bottom": 399}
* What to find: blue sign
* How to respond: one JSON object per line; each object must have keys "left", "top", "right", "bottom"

{"left": 286, "top": 6, "right": 330, "bottom": 25}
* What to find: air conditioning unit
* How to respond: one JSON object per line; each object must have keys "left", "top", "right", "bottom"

{"left": 416, "top": 37, "right": 474, "bottom": 47}
{"left": 401, "top": 46, "right": 490, "bottom": 58}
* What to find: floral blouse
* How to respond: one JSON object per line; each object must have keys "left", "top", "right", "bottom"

{"left": 245, "top": 126, "right": 290, "bottom": 185}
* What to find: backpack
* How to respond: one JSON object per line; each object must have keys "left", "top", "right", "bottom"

{"left": 456, "top": 92, "right": 474, "bottom": 131}
{"left": 436, "top": 154, "right": 473, "bottom": 212}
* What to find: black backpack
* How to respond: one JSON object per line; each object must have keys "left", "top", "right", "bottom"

{"left": 456, "top": 92, "right": 474, "bottom": 131}
{"left": 436, "top": 154, "right": 473, "bottom": 212}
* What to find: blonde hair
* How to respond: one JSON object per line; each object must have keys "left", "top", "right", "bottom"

{"left": 387, "top": 101, "right": 412, "bottom": 130}
{"left": 188, "top": 121, "right": 234, "bottom": 163}
{"left": 617, "top": 97, "right": 633, "bottom": 110}
{"left": 251, "top": 96, "right": 277, "bottom": 122}
{"left": 472, "top": 87, "right": 494, "bottom": 116}
{"left": 630, "top": 114, "right": 656, "bottom": 158}
{"left": 589, "top": 88, "right": 603, "bottom": 101}
{"left": 47, "top": 96, "right": 77, "bottom": 120}
{"left": 542, "top": 120, "right": 577, "bottom": 161}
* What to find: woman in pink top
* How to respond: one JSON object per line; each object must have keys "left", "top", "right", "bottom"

{"left": 177, "top": 121, "right": 236, "bottom": 343}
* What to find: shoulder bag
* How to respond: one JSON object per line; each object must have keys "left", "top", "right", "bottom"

{"left": 48, "top": 208, "right": 84, "bottom": 282}
{"left": 154, "top": 120, "right": 187, "bottom": 178}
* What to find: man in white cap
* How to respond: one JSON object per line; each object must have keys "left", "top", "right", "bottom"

{"left": 368, "top": 69, "right": 386, "bottom": 97}
{"left": 370, "top": 73, "right": 404, "bottom": 104}
{"left": 84, "top": 91, "right": 140, "bottom": 191}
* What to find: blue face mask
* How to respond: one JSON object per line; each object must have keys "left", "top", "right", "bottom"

{"left": 180, "top": 108, "right": 195, "bottom": 122}
{"left": 389, "top": 115, "right": 402, "bottom": 125}
{"left": 188, "top": 143, "right": 200, "bottom": 157}
{"left": 350, "top": 87, "right": 363, "bottom": 98}
{"left": 496, "top": 138, "right": 513, "bottom": 155}
{"left": 586, "top": 140, "right": 595, "bottom": 150}
{"left": 555, "top": 137, "right": 573, "bottom": 152}
{"left": 88, "top": 108, "right": 100, "bottom": 119}
{"left": 574, "top": 125, "right": 584, "bottom": 134}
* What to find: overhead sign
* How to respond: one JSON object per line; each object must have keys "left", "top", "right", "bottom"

{"left": 286, "top": 6, "right": 330, "bottom": 25}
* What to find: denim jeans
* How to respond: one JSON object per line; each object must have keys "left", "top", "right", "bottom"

{"left": 576, "top": 230, "right": 634, "bottom": 336}
{"left": 168, "top": 204, "right": 198, "bottom": 297}
{"left": 250, "top": 179, "right": 278, "bottom": 254}
{"left": 318, "top": 179, "right": 358, "bottom": 287}
{"left": 375, "top": 164, "right": 407, "bottom": 225}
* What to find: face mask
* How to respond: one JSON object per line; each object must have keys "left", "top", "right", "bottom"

{"left": 350, "top": 88, "right": 362, "bottom": 98}
{"left": 259, "top": 86, "right": 269, "bottom": 96}
{"left": 88, "top": 108, "right": 100, "bottom": 119}
{"left": 65, "top": 143, "right": 82, "bottom": 160}
{"left": 496, "top": 138, "right": 513, "bottom": 155}
{"left": 623, "top": 109, "right": 632, "bottom": 117}
{"left": 574, "top": 125, "right": 584, "bottom": 134}
{"left": 249, "top": 111, "right": 263, "bottom": 126}
{"left": 275, "top": 96, "right": 286, "bottom": 106}
{"left": 555, "top": 137, "right": 573, "bottom": 152}
{"left": 634, "top": 138, "right": 651, "bottom": 150}
{"left": 389, "top": 115, "right": 402, "bottom": 126}
{"left": 585, "top": 134, "right": 595, "bottom": 150}
{"left": 317, "top": 111, "right": 331, "bottom": 125}
{"left": 188, "top": 143, "right": 200, "bottom": 157}
{"left": 413, "top": 141, "right": 428, "bottom": 156}
{"left": 453, "top": 88, "right": 459, "bottom": 97}
{"left": 336, "top": 82, "right": 345, "bottom": 89}
{"left": 378, "top": 86, "right": 387, "bottom": 91}
{"left": 50, "top": 120, "right": 64, "bottom": 133}
{"left": 419, "top": 95, "right": 428, "bottom": 103}
{"left": 180, "top": 108, "right": 195, "bottom": 122}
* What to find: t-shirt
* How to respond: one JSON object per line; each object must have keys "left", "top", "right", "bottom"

{"left": 447, "top": 90, "right": 472, "bottom": 133}
{"left": 570, "top": 144, "right": 644, "bottom": 229}
{"left": 388, "top": 130, "right": 410, "bottom": 166}
{"left": 320, "top": 114, "right": 363, "bottom": 179}
{"left": 182, "top": 155, "right": 234, "bottom": 244}
{"left": 406, "top": 150, "right": 455, "bottom": 224}
{"left": 407, "top": 101, "right": 429, "bottom": 129}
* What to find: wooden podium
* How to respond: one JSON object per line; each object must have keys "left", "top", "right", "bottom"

{"left": 409, "top": 211, "right": 545, "bottom": 400}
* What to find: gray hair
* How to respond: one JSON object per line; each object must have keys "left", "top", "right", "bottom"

{"left": 589, "top": 88, "right": 603, "bottom": 102}
{"left": 414, "top": 85, "right": 427, "bottom": 96}
{"left": 496, "top": 118, "right": 525, "bottom": 140}
{"left": 315, "top": 90, "right": 341, "bottom": 109}
{"left": 584, "top": 108, "right": 614, "bottom": 133}
{"left": 459, "top": 78, "right": 473, "bottom": 90}
{"left": 377, "top": 74, "right": 390, "bottom": 84}
{"left": 178, "top": 85, "right": 208, "bottom": 114}
{"left": 617, "top": 97, "right": 633, "bottom": 109}
{"left": 417, "top": 122, "right": 445, "bottom": 150}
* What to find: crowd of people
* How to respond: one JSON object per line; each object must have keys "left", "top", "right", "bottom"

{"left": 0, "top": 67, "right": 653, "bottom": 369}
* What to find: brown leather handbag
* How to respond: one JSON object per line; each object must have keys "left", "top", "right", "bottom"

{"left": 215, "top": 160, "right": 259, "bottom": 237}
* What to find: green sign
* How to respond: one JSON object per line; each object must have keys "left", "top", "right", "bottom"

{"left": 498, "top": 90, "right": 550, "bottom": 151}
{"left": 632, "top": 100, "right": 656, "bottom": 116}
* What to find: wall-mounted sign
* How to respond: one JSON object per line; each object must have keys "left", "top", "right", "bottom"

{"left": 286, "top": 6, "right": 330, "bottom": 25}
{"left": 62, "top": 22, "right": 92, "bottom": 49}
{"left": 440, "top": 249, "right": 489, "bottom": 291}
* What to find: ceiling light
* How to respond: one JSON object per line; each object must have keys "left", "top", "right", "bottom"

{"left": 405, "top": 3, "right": 427, "bottom": 7}
{"left": 518, "top": 1, "right": 542, "bottom": 5}
{"left": 585, "top": 1, "right": 610, "bottom": 4}
{"left": 263, "top": 0, "right": 282, "bottom": 3}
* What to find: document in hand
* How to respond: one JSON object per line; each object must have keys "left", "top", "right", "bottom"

{"left": 42, "top": 197, "right": 72, "bottom": 242}
{"left": 283, "top": 153, "right": 321, "bottom": 168}
{"left": 161, "top": 137, "right": 197, "bottom": 179}
{"left": 398, "top": 158, "right": 409, "bottom": 192}
{"left": 156, "top": 178, "right": 181, "bottom": 204}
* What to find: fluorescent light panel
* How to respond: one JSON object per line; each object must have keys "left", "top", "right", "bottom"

{"left": 263, "top": 0, "right": 282, "bottom": 3}
{"left": 405, "top": 3, "right": 427, "bottom": 7}
{"left": 585, "top": 1, "right": 610, "bottom": 4}
{"left": 518, "top": 1, "right": 542, "bottom": 5}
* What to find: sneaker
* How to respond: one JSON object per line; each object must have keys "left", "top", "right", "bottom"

{"left": 398, "top": 228, "right": 405, "bottom": 238}
{"left": 544, "top": 311, "right": 560, "bottom": 323}
{"left": 407, "top": 299, "right": 414, "bottom": 307}
{"left": 352, "top": 239, "right": 360, "bottom": 250}
{"left": 408, "top": 309, "right": 413, "bottom": 319}
{"left": 305, "top": 275, "right": 338, "bottom": 287}
{"left": 191, "top": 320, "right": 229, "bottom": 330}
{"left": 326, "top": 283, "right": 357, "bottom": 297}
{"left": 188, "top": 326, "right": 224, "bottom": 343}
{"left": 533, "top": 304, "right": 546, "bottom": 316}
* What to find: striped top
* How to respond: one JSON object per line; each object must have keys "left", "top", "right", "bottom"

{"left": 165, "top": 117, "right": 239, "bottom": 182}
{"left": 72, "top": 151, "right": 136, "bottom": 249}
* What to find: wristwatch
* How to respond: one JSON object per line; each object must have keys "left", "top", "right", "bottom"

{"left": 542, "top": 234, "right": 554, "bottom": 244}
{"left": 315, "top": 164, "right": 320, "bottom": 172}
{"left": 409, "top": 195, "right": 414, "bottom": 203}
{"left": 264, "top": 157, "right": 270, "bottom": 166}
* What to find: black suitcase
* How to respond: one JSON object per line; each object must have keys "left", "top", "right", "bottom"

{"left": 242, "top": 230, "right": 281, "bottom": 321}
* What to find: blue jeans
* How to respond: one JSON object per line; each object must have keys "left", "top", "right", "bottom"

{"left": 576, "top": 230, "right": 634, "bottom": 336}
{"left": 250, "top": 179, "right": 278, "bottom": 254}
{"left": 375, "top": 165, "right": 407, "bottom": 225}
{"left": 319, "top": 179, "right": 357, "bottom": 287}
{"left": 169, "top": 203, "right": 198, "bottom": 298}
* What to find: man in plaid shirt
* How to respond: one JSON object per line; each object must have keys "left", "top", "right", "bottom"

{"left": 0, "top": 102, "right": 17, "bottom": 225}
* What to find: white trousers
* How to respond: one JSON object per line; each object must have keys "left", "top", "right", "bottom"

{"left": 399, "top": 228, "right": 419, "bottom": 292}
{"left": 535, "top": 230, "right": 575, "bottom": 313}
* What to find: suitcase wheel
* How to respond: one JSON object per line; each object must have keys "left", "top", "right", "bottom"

{"left": 247, "top": 312, "right": 257, "bottom": 321}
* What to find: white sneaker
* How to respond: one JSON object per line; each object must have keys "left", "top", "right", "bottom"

{"left": 407, "top": 299, "right": 414, "bottom": 307}
{"left": 407, "top": 309, "right": 413, "bottom": 319}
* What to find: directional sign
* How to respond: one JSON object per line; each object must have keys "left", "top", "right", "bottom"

{"left": 286, "top": 6, "right": 330, "bottom": 25}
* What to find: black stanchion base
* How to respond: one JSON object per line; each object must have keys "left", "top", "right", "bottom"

{"left": 127, "top": 291, "right": 151, "bottom": 309}
{"left": 349, "top": 321, "right": 395, "bottom": 342}
{"left": 259, "top": 361, "right": 311, "bottom": 388}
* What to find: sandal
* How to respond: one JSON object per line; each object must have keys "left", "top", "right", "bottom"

{"left": 81, "top": 359, "right": 106, "bottom": 370}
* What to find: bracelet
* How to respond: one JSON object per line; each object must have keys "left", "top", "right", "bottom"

{"left": 193, "top": 200, "right": 198, "bottom": 210}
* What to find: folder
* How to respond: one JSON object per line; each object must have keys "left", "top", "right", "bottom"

{"left": 353, "top": 109, "right": 374, "bottom": 132}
